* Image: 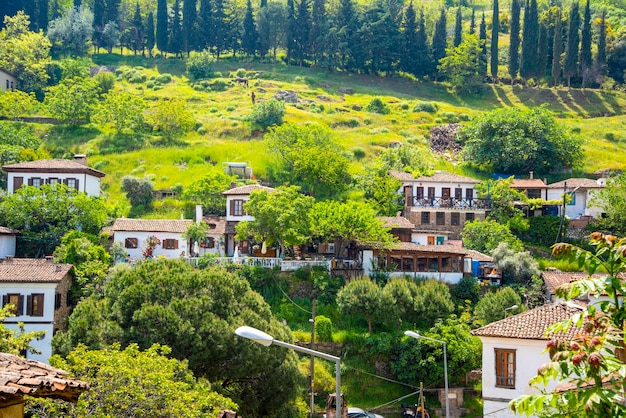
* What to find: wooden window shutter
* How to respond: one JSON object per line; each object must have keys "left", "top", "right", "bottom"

{"left": 13, "top": 177, "right": 23, "bottom": 191}
{"left": 26, "top": 294, "right": 32, "bottom": 315}
{"left": 17, "top": 295, "right": 24, "bottom": 315}
{"left": 230, "top": 200, "right": 235, "bottom": 215}
{"left": 174, "top": 239, "right": 179, "bottom": 249}
{"left": 2, "top": 294, "right": 7, "bottom": 307}
{"left": 36, "top": 294, "right": 44, "bottom": 316}
{"left": 75, "top": 179, "right": 80, "bottom": 190}
{"left": 28, "top": 178, "right": 33, "bottom": 186}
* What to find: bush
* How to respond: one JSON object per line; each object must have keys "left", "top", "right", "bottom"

{"left": 156, "top": 74, "right": 172, "bottom": 84}
{"left": 249, "top": 98, "right": 286, "bottom": 130}
{"left": 605, "top": 132, "right": 617, "bottom": 141}
{"left": 336, "top": 117, "right": 359, "bottom": 128}
{"left": 441, "top": 111, "right": 459, "bottom": 123}
{"left": 186, "top": 50, "right": 215, "bottom": 80}
{"left": 210, "top": 78, "right": 228, "bottom": 91}
{"left": 235, "top": 68, "right": 247, "bottom": 78}
{"left": 352, "top": 146, "right": 366, "bottom": 160}
{"left": 94, "top": 71, "right": 116, "bottom": 94}
{"left": 197, "top": 126, "right": 207, "bottom": 135}
{"left": 413, "top": 101, "right": 439, "bottom": 113}
{"left": 315, "top": 315, "right": 333, "bottom": 342}
{"left": 365, "top": 98, "right": 390, "bottom": 114}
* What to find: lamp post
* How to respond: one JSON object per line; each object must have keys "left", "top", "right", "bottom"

{"left": 504, "top": 304, "right": 519, "bottom": 318}
{"left": 404, "top": 330, "right": 449, "bottom": 418}
{"left": 235, "top": 326, "right": 342, "bottom": 416}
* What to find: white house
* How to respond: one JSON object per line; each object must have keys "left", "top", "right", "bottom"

{"left": 110, "top": 218, "right": 193, "bottom": 260}
{"left": 3, "top": 155, "right": 106, "bottom": 197}
{"left": 391, "top": 170, "right": 488, "bottom": 240}
{"left": 0, "top": 258, "right": 73, "bottom": 363}
{"left": 546, "top": 178, "right": 606, "bottom": 220}
{"left": 542, "top": 270, "right": 624, "bottom": 306}
{"left": 198, "top": 215, "right": 227, "bottom": 256}
{"left": 0, "top": 227, "right": 18, "bottom": 259}
{"left": 379, "top": 216, "right": 450, "bottom": 246}
{"left": 0, "top": 68, "right": 17, "bottom": 91}
{"left": 471, "top": 302, "right": 585, "bottom": 418}
{"left": 223, "top": 184, "right": 274, "bottom": 256}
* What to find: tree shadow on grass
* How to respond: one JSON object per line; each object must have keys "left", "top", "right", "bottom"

{"left": 510, "top": 85, "right": 622, "bottom": 117}
{"left": 44, "top": 125, "right": 101, "bottom": 154}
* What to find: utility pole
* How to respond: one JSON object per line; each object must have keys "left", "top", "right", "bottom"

{"left": 309, "top": 298, "right": 316, "bottom": 417}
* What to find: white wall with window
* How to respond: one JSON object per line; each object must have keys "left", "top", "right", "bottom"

{"left": 114, "top": 230, "right": 188, "bottom": 260}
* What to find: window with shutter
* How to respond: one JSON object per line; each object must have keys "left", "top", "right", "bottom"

{"left": 421, "top": 212, "right": 430, "bottom": 225}
{"left": 32, "top": 177, "right": 42, "bottom": 187}
{"left": 3, "top": 294, "right": 23, "bottom": 315}
{"left": 125, "top": 238, "right": 138, "bottom": 248}
{"left": 13, "top": 176, "right": 23, "bottom": 191}
{"left": 55, "top": 293, "right": 62, "bottom": 309}
{"left": 27, "top": 294, "right": 44, "bottom": 317}
{"left": 232, "top": 200, "right": 244, "bottom": 216}
{"left": 163, "top": 239, "right": 179, "bottom": 250}
{"left": 436, "top": 212, "right": 445, "bottom": 225}
{"left": 495, "top": 349, "right": 516, "bottom": 388}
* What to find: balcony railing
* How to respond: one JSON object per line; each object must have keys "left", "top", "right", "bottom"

{"left": 184, "top": 256, "right": 331, "bottom": 271}
{"left": 408, "top": 197, "right": 490, "bottom": 209}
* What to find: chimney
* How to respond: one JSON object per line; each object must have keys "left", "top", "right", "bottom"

{"left": 55, "top": 265, "right": 62, "bottom": 272}
{"left": 196, "top": 205, "right": 203, "bottom": 224}
{"left": 73, "top": 154, "right": 87, "bottom": 165}
{"left": 529, "top": 171, "right": 534, "bottom": 180}
{"left": 45, "top": 255, "right": 53, "bottom": 264}
{"left": 230, "top": 182, "right": 237, "bottom": 189}
{"left": 4, "top": 255, "right": 13, "bottom": 263}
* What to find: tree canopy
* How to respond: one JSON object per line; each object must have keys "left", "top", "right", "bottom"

{"left": 461, "top": 219, "right": 524, "bottom": 255}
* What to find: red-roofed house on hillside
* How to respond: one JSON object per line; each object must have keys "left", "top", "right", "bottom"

{"left": 3, "top": 155, "right": 106, "bottom": 197}
{"left": 391, "top": 170, "right": 488, "bottom": 240}
{"left": 0, "top": 227, "right": 19, "bottom": 259}
{"left": 110, "top": 218, "right": 193, "bottom": 260}
{"left": 546, "top": 178, "right": 606, "bottom": 222}
{"left": 541, "top": 270, "right": 625, "bottom": 306}
{"left": 471, "top": 302, "right": 585, "bottom": 418}
{"left": 0, "top": 258, "right": 73, "bottom": 363}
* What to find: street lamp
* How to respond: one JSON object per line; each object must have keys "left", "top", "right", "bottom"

{"left": 235, "top": 326, "right": 342, "bottom": 416}
{"left": 504, "top": 305, "right": 519, "bottom": 318}
{"left": 404, "top": 330, "right": 449, "bottom": 418}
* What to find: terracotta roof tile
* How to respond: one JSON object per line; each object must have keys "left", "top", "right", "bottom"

{"left": 389, "top": 170, "right": 480, "bottom": 184}
{"left": 2, "top": 159, "right": 106, "bottom": 178}
{"left": 464, "top": 249, "right": 493, "bottom": 262}
{"left": 0, "top": 352, "right": 89, "bottom": 402}
{"left": 471, "top": 302, "right": 585, "bottom": 340}
{"left": 511, "top": 179, "right": 547, "bottom": 188}
{"left": 222, "top": 184, "right": 274, "bottom": 195}
{"left": 547, "top": 178, "right": 605, "bottom": 189}
{"left": 379, "top": 216, "right": 415, "bottom": 229}
{"left": 0, "top": 259, "right": 72, "bottom": 283}
{"left": 111, "top": 218, "right": 192, "bottom": 233}
{"left": 0, "top": 226, "right": 19, "bottom": 235}
{"left": 203, "top": 216, "right": 227, "bottom": 235}
{"left": 390, "top": 242, "right": 471, "bottom": 255}
{"left": 388, "top": 170, "right": 415, "bottom": 181}
{"left": 541, "top": 271, "right": 626, "bottom": 296}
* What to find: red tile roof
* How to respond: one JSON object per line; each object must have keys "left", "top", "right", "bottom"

{"left": 203, "top": 216, "right": 227, "bottom": 235}
{"left": 390, "top": 242, "right": 471, "bottom": 255}
{"left": 222, "top": 184, "right": 274, "bottom": 195}
{"left": 111, "top": 218, "right": 192, "bottom": 233}
{"left": 541, "top": 271, "right": 626, "bottom": 296}
{"left": 547, "top": 178, "right": 605, "bottom": 189}
{"left": 390, "top": 170, "right": 480, "bottom": 184}
{"left": 0, "top": 352, "right": 89, "bottom": 403}
{"left": 379, "top": 216, "right": 415, "bottom": 229}
{"left": 2, "top": 159, "right": 106, "bottom": 178}
{"left": 0, "top": 227, "right": 19, "bottom": 235}
{"left": 511, "top": 178, "right": 547, "bottom": 189}
{"left": 0, "top": 259, "right": 72, "bottom": 283}
{"left": 471, "top": 302, "right": 585, "bottom": 340}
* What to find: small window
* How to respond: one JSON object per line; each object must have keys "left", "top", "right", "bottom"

{"left": 402, "top": 257, "right": 414, "bottom": 272}
{"left": 27, "top": 294, "right": 45, "bottom": 317}
{"left": 66, "top": 178, "right": 77, "bottom": 189}
{"left": 455, "top": 188, "right": 463, "bottom": 200}
{"left": 466, "top": 189, "right": 474, "bottom": 200}
{"left": 567, "top": 192, "right": 576, "bottom": 206}
{"left": 207, "top": 237, "right": 215, "bottom": 249}
{"left": 421, "top": 212, "right": 430, "bottom": 225}
{"left": 465, "top": 212, "right": 475, "bottom": 223}
{"left": 48, "top": 178, "right": 59, "bottom": 185}
{"left": 428, "top": 187, "right": 435, "bottom": 199}
{"left": 163, "top": 239, "right": 179, "bottom": 250}
{"left": 2, "top": 294, "right": 24, "bottom": 316}
{"left": 436, "top": 212, "right": 445, "bottom": 225}
{"left": 66, "top": 291, "right": 73, "bottom": 307}
{"left": 495, "top": 349, "right": 516, "bottom": 388}
{"left": 416, "top": 187, "right": 424, "bottom": 200}
{"left": 31, "top": 177, "right": 42, "bottom": 187}
{"left": 232, "top": 199, "right": 244, "bottom": 216}
{"left": 125, "top": 238, "right": 138, "bottom": 248}
{"left": 451, "top": 212, "right": 460, "bottom": 226}
{"left": 55, "top": 293, "right": 62, "bottom": 309}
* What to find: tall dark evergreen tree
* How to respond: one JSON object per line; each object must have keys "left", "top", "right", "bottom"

{"left": 23, "top": 0, "right": 37, "bottom": 31}
{"left": 294, "top": 0, "right": 311, "bottom": 66}
{"left": 596, "top": 10, "right": 607, "bottom": 76}
{"left": 286, "top": 0, "right": 296, "bottom": 64}
{"left": 469, "top": 8, "right": 476, "bottom": 35}
{"left": 37, "top": 0, "right": 48, "bottom": 32}
{"left": 520, "top": 0, "right": 538, "bottom": 82}
{"left": 360, "top": 2, "right": 400, "bottom": 74}
{"left": 508, "top": 0, "right": 521, "bottom": 84}
{"left": 414, "top": 9, "right": 432, "bottom": 78}
{"left": 309, "top": 0, "right": 328, "bottom": 65}
{"left": 454, "top": 6, "right": 462, "bottom": 47}
{"left": 146, "top": 11, "right": 155, "bottom": 57}
{"left": 156, "top": 0, "right": 169, "bottom": 55}
{"left": 431, "top": 8, "right": 447, "bottom": 80}
{"left": 242, "top": 0, "right": 258, "bottom": 59}
{"left": 197, "top": 0, "right": 212, "bottom": 50}
{"left": 50, "top": 0, "right": 61, "bottom": 20}
{"left": 335, "top": 0, "right": 361, "bottom": 72}
{"left": 490, "top": 0, "right": 499, "bottom": 79}
{"left": 563, "top": 1, "right": 580, "bottom": 87}
{"left": 182, "top": 0, "right": 198, "bottom": 55}
{"left": 92, "top": 0, "right": 106, "bottom": 52}
{"left": 104, "top": 0, "right": 121, "bottom": 26}
{"left": 211, "top": 0, "right": 230, "bottom": 59}
{"left": 74, "top": 0, "right": 81, "bottom": 7}
{"left": 169, "top": 0, "right": 183, "bottom": 57}
{"left": 401, "top": 2, "right": 419, "bottom": 75}
{"left": 130, "top": 2, "right": 144, "bottom": 55}
{"left": 536, "top": 22, "right": 549, "bottom": 81}
{"left": 551, "top": 9, "right": 562, "bottom": 86}
{"left": 479, "top": 12, "right": 488, "bottom": 77}
{"left": 579, "top": 0, "right": 592, "bottom": 86}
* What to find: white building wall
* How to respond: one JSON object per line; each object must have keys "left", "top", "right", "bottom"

{"left": 0, "top": 235, "right": 16, "bottom": 258}
{"left": 7, "top": 172, "right": 102, "bottom": 197}
{"left": 0, "top": 71, "right": 17, "bottom": 90}
{"left": 114, "top": 231, "right": 189, "bottom": 260}
{"left": 0, "top": 282, "right": 58, "bottom": 363}
{"left": 411, "top": 232, "right": 449, "bottom": 245}
{"left": 481, "top": 336, "right": 554, "bottom": 418}
{"left": 410, "top": 181, "right": 477, "bottom": 197}
{"left": 546, "top": 188, "right": 604, "bottom": 220}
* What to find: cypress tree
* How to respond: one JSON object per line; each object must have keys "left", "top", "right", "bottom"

{"left": 169, "top": 0, "right": 183, "bottom": 57}
{"left": 520, "top": 0, "right": 538, "bottom": 82}
{"left": 92, "top": 0, "right": 106, "bottom": 52}
{"left": 415, "top": 9, "right": 432, "bottom": 78}
{"left": 182, "top": 0, "right": 198, "bottom": 55}
{"left": 596, "top": 10, "right": 607, "bottom": 75}
{"left": 197, "top": 0, "right": 212, "bottom": 51}
{"left": 431, "top": 8, "right": 447, "bottom": 81}
{"left": 508, "top": 0, "right": 521, "bottom": 84}
{"left": 536, "top": 22, "right": 549, "bottom": 82}
{"left": 490, "top": 0, "right": 499, "bottom": 79}
{"left": 37, "top": 0, "right": 48, "bottom": 32}
{"left": 211, "top": 0, "right": 230, "bottom": 59}
{"left": 130, "top": 2, "right": 144, "bottom": 55}
{"left": 336, "top": 0, "right": 360, "bottom": 72}
{"left": 286, "top": 0, "right": 296, "bottom": 65}
{"left": 74, "top": 0, "right": 81, "bottom": 7}
{"left": 401, "top": 1, "right": 419, "bottom": 75}
{"left": 469, "top": 8, "right": 475, "bottom": 35}
{"left": 551, "top": 9, "right": 562, "bottom": 86}
{"left": 104, "top": 0, "right": 120, "bottom": 25}
{"left": 242, "top": 0, "right": 258, "bottom": 59}
{"left": 156, "top": 0, "right": 169, "bottom": 55}
{"left": 454, "top": 6, "right": 462, "bottom": 47}
{"left": 563, "top": 2, "right": 580, "bottom": 88}
{"left": 294, "top": 0, "right": 311, "bottom": 66}
{"left": 50, "top": 0, "right": 61, "bottom": 20}
{"left": 579, "top": 0, "right": 592, "bottom": 86}
{"left": 479, "top": 12, "right": 488, "bottom": 77}
{"left": 309, "top": 0, "right": 328, "bottom": 65}
{"left": 146, "top": 11, "right": 155, "bottom": 57}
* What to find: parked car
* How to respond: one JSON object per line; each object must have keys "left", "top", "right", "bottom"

{"left": 347, "top": 407, "right": 384, "bottom": 418}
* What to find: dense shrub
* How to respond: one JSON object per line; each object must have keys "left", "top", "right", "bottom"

{"left": 186, "top": 49, "right": 215, "bottom": 80}
{"left": 249, "top": 98, "right": 286, "bottom": 130}
{"left": 235, "top": 68, "right": 247, "bottom": 78}
{"left": 413, "top": 101, "right": 439, "bottom": 113}
{"left": 93, "top": 71, "right": 116, "bottom": 94}
{"left": 315, "top": 315, "right": 333, "bottom": 342}
{"left": 352, "top": 146, "right": 366, "bottom": 160}
{"left": 156, "top": 74, "right": 172, "bottom": 84}
{"left": 365, "top": 98, "right": 390, "bottom": 114}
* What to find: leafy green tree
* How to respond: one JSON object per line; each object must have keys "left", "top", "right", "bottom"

{"left": 563, "top": 1, "right": 580, "bottom": 88}
{"left": 353, "top": 164, "right": 403, "bottom": 216}
{"left": 144, "top": 98, "right": 196, "bottom": 138}
{"left": 460, "top": 106, "right": 583, "bottom": 175}
{"left": 451, "top": 276, "right": 480, "bottom": 304}
{"left": 0, "top": 184, "right": 108, "bottom": 257}
{"left": 101, "top": 20, "right": 120, "bottom": 53}
{"left": 92, "top": 91, "right": 146, "bottom": 134}
{"left": 121, "top": 175, "right": 154, "bottom": 209}
{"left": 0, "top": 11, "right": 51, "bottom": 93}
{"left": 30, "top": 343, "right": 237, "bottom": 417}
{"left": 235, "top": 186, "right": 315, "bottom": 256}
{"left": 462, "top": 219, "right": 524, "bottom": 254}
{"left": 473, "top": 286, "right": 522, "bottom": 325}
{"left": 59, "top": 57, "right": 91, "bottom": 79}
{"left": 475, "top": 177, "right": 528, "bottom": 232}
{"left": 384, "top": 278, "right": 420, "bottom": 329}
{"left": 414, "top": 279, "right": 455, "bottom": 327}
{"left": 337, "top": 278, "right": 394, "bottom": 333}
{"left": 44, "top": 77, "right": 98, "bottom": 126}
{"left": 491, "top": 242, "right": 540, "bottom": 285}
{"left": 0, "top": 123, "right": 45, "bottom": 189}
{"left": 266, "top": 123, "right": 350, "bottom": 200}
{"left": 0, "top": 90, "right": 37, "bottom": 120}
{"left": 0, "top": 306, "right": 46, "bottom": 356}
{"left": 256, "top": 1, "right": 287, "bottom": 63}
{"left": 57, "top": 259, "right": 305, "bottom": 417}
{"left": 512, "top": 232, "right": 626, "bottom": 416}
{"left": 47, "top": 6, "right": 94, "bottom": 56}
{"left": 508, "top": 0, "right": 520, "bottom": 83}
{"left": 182, "top": 171, "right": 235, "bottom": 215}
{"left": 438, "top": 33, "right": 484, "bottom": 93}
{"left": 249, "top": 98, "right": 285, "bottom": 129}
{"left": 309, "top": 200, "right": 396, "bottom": 258}
{"left": 591, "top": 173, "right": 626, "bottom": 235}
{"left": 491, "top": 0, "right": 499, "bottom": 79}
